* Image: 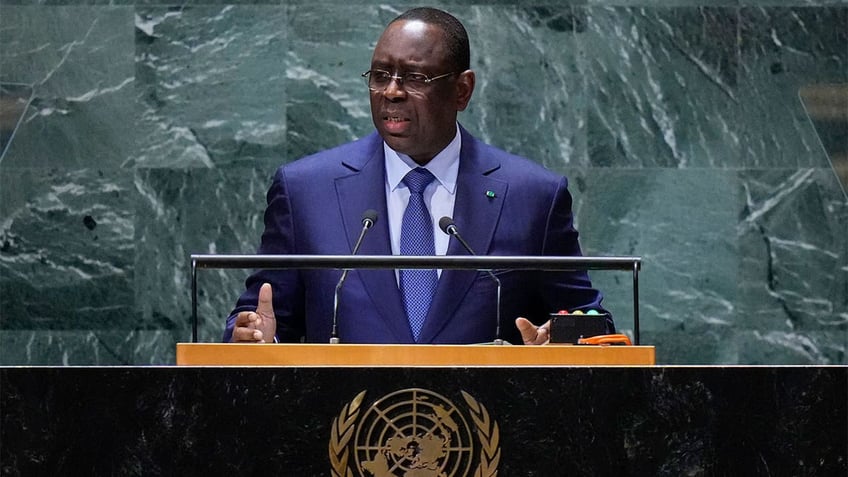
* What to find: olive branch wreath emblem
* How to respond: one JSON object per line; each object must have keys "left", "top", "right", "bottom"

{"left": 329, "top": 390, "right": 366, "bottom": 477}
{"left": 329, "top": 389, "right": 500, "bottom": 476}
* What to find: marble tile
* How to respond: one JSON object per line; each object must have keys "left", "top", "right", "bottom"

{"left": 737, "top": 7, "right": 848, "bottom": 167}
{"left": 741, "top": 0, "right": 848, "bottom": 5}
{"left": 567, "top": 166, "right": 847, "bottom": 363}
{"left": 0, "top": 169, "right": 137, "bottom": 332}
{"left": 134, "top": 166, "right": 270, "bottom": 344}
{"left": 570, "top": 168, "right": 740, "bottom": 361}
{"left": 735, "top": 168, "right": 847, "bottom": 363}
{"left": 284, "top": 4, "right": 380, "bottom": 160}
{"left": 587, "top": 0, "right": 738, "bottom": 5}
{"left": 579, "top": 7, "right": 743, "bottom": 168}
{"left": 0, "top": 6, "right": 136, "bottom": 169}
{"left": 136, "top": 0, "right": 282, "bottom": 5}
{"left": 599, "top": 0, "right": 848, "bottom": 5}
{"left": 0, "top": 0, "right": 134, "bottom": 6}
{"left": 133, "top": 5, "right": 287, "bottom": 169}
{"left": 0, "top": 329, "right": 176, "bottom": 364}
{"left": 461, "top": 6, "right": 588, "bottom": 169}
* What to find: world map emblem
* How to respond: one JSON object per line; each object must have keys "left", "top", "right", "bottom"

{"left": 330, "top": 388, "right": 500, "bottom": 476}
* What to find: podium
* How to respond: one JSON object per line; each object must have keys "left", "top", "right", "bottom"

{"left": 176, "top": 343, "right": 656, "bottom": 366}
{"left": 2, "top": 362, "right": 843, "bottom": 474}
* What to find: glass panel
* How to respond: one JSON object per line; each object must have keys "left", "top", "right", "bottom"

{"left": 799, "top": 84, "right": 848, "bottom": 198}
{"left": 0, "top": 83, "right": 33, "bottom": 161}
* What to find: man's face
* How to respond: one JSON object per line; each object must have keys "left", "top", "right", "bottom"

{"left": 369, "top": 20, "right": 474, "bottom": 165}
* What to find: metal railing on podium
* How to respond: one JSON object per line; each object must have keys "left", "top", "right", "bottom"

{"left": 190, "top": 255, "right": 642, "bottom": 344}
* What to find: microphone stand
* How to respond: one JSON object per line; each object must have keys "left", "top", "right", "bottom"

{"left": 330, "top": 210, "right": 377, "bottom": 344}
{"left": 439, "top": 217, "right": 504, "bottom": 345}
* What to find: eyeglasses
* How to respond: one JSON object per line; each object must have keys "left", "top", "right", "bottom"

{"left": 362, "top": 69, "right": 457, "bottom": 94}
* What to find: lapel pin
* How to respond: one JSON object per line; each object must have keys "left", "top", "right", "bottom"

{"left": 485, "top": 190, "right": 496, "bottom": 198}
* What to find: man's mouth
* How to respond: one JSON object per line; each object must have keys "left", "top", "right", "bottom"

{"left": 382, "top": 115, "right": 411, "bottom": 133}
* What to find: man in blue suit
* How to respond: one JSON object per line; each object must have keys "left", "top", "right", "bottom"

{"left": 225, "top": 7, "right": 610, "bottom": 345}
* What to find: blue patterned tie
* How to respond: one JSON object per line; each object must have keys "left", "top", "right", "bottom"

{"left": 399, "top": 167, "right": 438, "bottom": 341}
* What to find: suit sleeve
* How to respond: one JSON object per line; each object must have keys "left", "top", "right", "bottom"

{"left": 540, "top": 176, "right": 615, "bottom": 333}
{"left": 223, "top": 166, "right": 306, "bottom": 342}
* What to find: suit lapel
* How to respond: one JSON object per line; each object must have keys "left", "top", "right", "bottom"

{"left": 334, "top": 134, "right": 414, "bottom": 342}
{"left": 417, "top": 130, "right": 508, "bottom": 343}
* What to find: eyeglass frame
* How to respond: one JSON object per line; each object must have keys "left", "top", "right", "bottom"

{"left": 361, "top": 69, "right": 459, "bottom": 93}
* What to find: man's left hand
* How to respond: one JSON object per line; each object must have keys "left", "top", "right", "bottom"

{"left": 515, "top": 317, "right": 551, "bottom": 345}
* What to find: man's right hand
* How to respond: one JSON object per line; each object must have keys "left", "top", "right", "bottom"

{"left": 230, "top": 283, "right": 277, "bottom": 343}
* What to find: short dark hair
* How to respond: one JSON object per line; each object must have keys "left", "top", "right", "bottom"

{"left": 390, "top": 7, "right": 470, "bottom": 71}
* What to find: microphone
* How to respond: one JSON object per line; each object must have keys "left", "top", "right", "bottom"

{"left": 438, "top": 216, "right": 504, "bottom": 345}
{"left": 330, "top": 209, "right": 378, "bottom": 344}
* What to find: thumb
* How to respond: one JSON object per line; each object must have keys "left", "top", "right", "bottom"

{"left": 515, "top": 317, "right": 537, "bottom": 344}
{"left": 256, "top": 282, "right": 275, "bottom": 319}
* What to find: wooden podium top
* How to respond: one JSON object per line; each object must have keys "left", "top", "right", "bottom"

{"left": 176, "top": 343, "right": 655, "bottom": 366}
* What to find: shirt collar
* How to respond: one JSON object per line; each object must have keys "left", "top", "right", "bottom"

{"left": 384, "top": 124, "right": 461, "bottom": 194}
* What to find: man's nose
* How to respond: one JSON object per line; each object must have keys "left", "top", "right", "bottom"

{"left": 382, "top": 76, "right": 407, "bottom": 100}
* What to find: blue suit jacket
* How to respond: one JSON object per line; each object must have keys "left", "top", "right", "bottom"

{"left": 225, "top": 127, "right": 609, "bottom": 344}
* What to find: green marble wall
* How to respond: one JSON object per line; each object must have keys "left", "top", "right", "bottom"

{"left": 0, "top": 2, "right": 845, "bottom": 365}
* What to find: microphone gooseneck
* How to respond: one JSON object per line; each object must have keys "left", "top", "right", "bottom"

{"left": 439, "top": 216, "right": 504, "bottom": 345}
{"left": 330, "top": 209, "right": 378, "bottom": 343}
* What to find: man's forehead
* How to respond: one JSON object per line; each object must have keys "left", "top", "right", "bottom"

{"left": 379, "top": 19, "right": 442, "bottom": 44}
{"left": 374, "top": 20, "right": 446, "bottom": 61}
{"left": 396, "top": 19, "right": 428, "bottom": 35}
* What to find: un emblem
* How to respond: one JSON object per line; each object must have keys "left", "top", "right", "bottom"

{"left": 329, "top": 388, "right": 500, "bottom": 477}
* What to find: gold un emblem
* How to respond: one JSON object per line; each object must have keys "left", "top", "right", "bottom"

{"left": 330, "top": 388, "right": 500, "bottom": 477}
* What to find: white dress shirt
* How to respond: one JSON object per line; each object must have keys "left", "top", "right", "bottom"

{"left": 384, "top": 124, "right": 461, "bottom": 277}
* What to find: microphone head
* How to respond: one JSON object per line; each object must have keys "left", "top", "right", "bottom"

{"left": 361, "top": 209, "right": 378, "bottom": 227}
{"left": 438, "top": 216, "right": 455, "bottom": 234}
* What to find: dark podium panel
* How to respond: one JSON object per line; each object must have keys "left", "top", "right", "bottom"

{"left": 1, "top": 367, "right": 846, "bottom": 476}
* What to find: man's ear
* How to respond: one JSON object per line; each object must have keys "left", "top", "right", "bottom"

{"left": 455, "top": 70, "right": 475, "bottom": 112}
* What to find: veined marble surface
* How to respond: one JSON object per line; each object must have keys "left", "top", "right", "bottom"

{"left": 0, "top": 3, "right": 845, "bottom": 364}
